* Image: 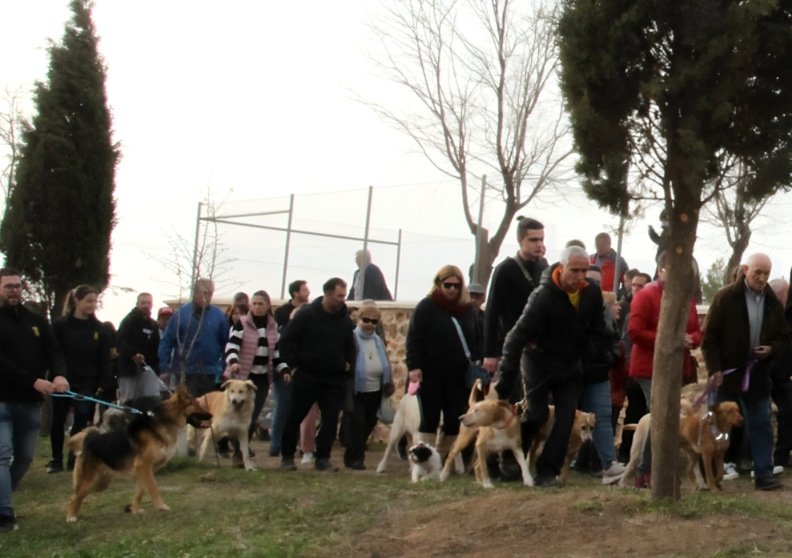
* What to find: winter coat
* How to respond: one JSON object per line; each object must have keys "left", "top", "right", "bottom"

{"left": 51, "top": 313, "right": 113, "bottom": 394}
{"left": 495, "top": 263, "right": 607, "bottom": 399}
{"left": 278, "top": 297, "right": 356, "bottom": 384}
{"left": 483, "top": 255, "right": 547, "bottom": 358}
{"left": 590, "top": 249, "right": 628, "bottom": 293}
{"left": 628, "top": 281, "right": 701, "bottom": 382}
{"left": 158, "top": 303, "right": 230, "bottom": 377}
{"left": 116, "top": 309, "right": 160, "bottom": 378}
{"left": 273, "top": 301, "right": 297, "bottom": 331}
{"left": 702, "top": 280, "right": 788, "bottom": 400}
{"left": 583, "top": 299, "right": 620, "bottom": 386}
{"left": 0, "top": 303, "right": 66, "bottom": 403}
{"left": 348, "top": 263, "right": 393, "bottom": 301}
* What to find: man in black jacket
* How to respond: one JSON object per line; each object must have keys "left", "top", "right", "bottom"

{"left": 279, "top": 277, "right": 356, "bottom": 472}
{"left": 496, "top": 247, "right": 607, "bottom": 487}
{"left": 348, "top": 250, "right": 393, "bottom": 302}
{"left": 0, "top": 268, "right": 68, "bottom": 532}
{"left": 117, "top": 293, "right": 161, "bottom": 402}
{"left": 273, "top": 280, "right": 310, "bottom": 331}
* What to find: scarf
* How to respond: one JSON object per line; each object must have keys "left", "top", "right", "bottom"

{"left": 354, "top": 326, "right": 391, "bottom": 394}
{"left": 431, "top": 290, "right": 470, "bottom": 318}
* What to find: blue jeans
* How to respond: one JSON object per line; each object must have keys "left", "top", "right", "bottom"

{"left": 0, "top": 402, "right": 42, "bottom": 517}
{"left": 719, "top": 392, "right": 774, "bottom": 481}
{"left": 270, "top": 377, "right": 292, "bottom": 455}
{"left": 580, "top": 380, "right": 617, "bottom": 470}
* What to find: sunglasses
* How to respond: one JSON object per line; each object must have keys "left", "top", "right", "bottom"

{"left": 361, "top": 317, "right": 379, "bottom": 325}
{"left": 442, "top": 282, "right": 461, "bottom": 290}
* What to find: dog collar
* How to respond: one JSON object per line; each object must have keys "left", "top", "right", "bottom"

{"left": 497, "top": 406, "right": 519, "bottom": 430}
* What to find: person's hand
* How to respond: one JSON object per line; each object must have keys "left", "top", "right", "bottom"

{"left": 483, "top": 357, "right": 498, "bottom": 374}
{"left": 52, "top": 376, "right": 70, "bottom": 393}
{"left": 684, "top": 334, "right": 694, "bottom": 349}
{"left": 408, "top": 369, "right": 422, "bottom": 383}
{"left": 33, "top": 378, "right": 57, "bottom": 395}
{"left": 283, "top": 373, "right": 291, "bottom": 384}
{"left": 133, "top": 354, "right": 146, "bottom": 365}
{"left": 229, "top": 363, "right": 240, "bottom": 375}
{"left": 755, "top": 346, "right": 773, "bottom": 360}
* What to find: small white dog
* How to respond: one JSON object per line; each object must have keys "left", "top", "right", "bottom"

{"left": 408, "top": 442, "right": 442, "bottom": 482}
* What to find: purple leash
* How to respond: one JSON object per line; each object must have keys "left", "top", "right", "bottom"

{"left": 692, "top": 358, "right": 758, "bottom": 411}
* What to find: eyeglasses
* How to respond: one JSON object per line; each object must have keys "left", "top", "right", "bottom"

{"left": 442, "top": 282, "right": 461, "bottom": 290}
{"left": 2, "top": 284, "right": 22, "bottom": 291}
{"left": 361, "top": 317, "right": 379, "bottom": 325}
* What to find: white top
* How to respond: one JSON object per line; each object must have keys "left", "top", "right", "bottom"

{"left": 360, "top": 337, "right": 384, "bottom": 392}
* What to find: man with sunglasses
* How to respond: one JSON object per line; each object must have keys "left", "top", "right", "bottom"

{"left": 0, "top": 268, "right": 68, "bottom": 532}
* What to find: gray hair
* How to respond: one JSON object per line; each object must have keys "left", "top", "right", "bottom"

{"left": 560, "top": 246, "right": 589, "bottom": 266}
{"left": 356, "top": 249, "right": 372, "bottom": 263}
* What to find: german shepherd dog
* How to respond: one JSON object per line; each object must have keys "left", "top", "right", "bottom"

{"left": 66, "top": 385, "right": 212, "bottom": 522}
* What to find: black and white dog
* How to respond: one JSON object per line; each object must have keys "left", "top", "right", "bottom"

{"left": 408, "top": 442, "right": 442, "bottom": 482}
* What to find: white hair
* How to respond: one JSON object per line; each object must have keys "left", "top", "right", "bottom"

{"left": 560, "top": 246, "right": 588, "bottom": 266}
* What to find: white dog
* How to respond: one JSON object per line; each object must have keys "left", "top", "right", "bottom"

{"left": 408, "top": 442, "right": 442, "bottom": 482}
{"left": 195, "top": 379, "right": 257, "bottom": 471}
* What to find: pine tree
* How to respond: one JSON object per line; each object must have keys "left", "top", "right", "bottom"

{"left": 558, "top": 0, "right": 792, "bottom": 499}
{"left": 0, "top": 0, "right": 118, "bottom": 314}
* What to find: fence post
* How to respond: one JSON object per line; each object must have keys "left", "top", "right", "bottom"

{"left": 280, "top": 194, "right": 295, "bottom": 300}
{"left": 358, "top": 186, "right": 374, "bottom": 300}
{"left": 394, "top": 228, "right": 403, "bottom": 300}
{"left": 191, "top": 202, "right": 203, "bottom": 293}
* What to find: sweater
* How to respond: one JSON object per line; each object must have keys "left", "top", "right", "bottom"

{"left": 116, "top": 309, "right": 160, "bottom": 378}
{"left": 406, "top": 296, "right": 478, "bottom": 374}
{"left": 225, "top": 313, "right": 287, "bottom": 381}
{"left": 0, "top": 304, "right": 67, "bottom": 403}
{"left": 158, "top": 303, "right": 230, "bottom": 376}
{"left": 51, "top": 313, "right": 113, "bottom": 393}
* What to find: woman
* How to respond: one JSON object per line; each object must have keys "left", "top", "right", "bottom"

{"left": 343, "top": 303, "right": 393, "bottom": 470}
{"left": 48, "top": 285, "right": 112, "bottom": 473}
{"left": 227, "top": 302, "right": 249, "bottom": 328}
{"left": 406, "top": 265, "right": 478, "bottom": 455}
{"left": 224, "top": 290, "right": 289, "bottom": 458}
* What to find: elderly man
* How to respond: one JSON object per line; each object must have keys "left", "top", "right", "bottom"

{"left": 496, "top": 246, "right": 608, "bottom": 487}
{"left": 158, "top": 278, "right": 229, "bottom": 397}
{"left": 348, "top": 250, "right": 392, "bottom": 302}
{"left": 702, "top": 254, "right": 788, "bottom": 491}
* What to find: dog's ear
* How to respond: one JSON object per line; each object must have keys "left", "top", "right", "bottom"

{"left": 575, "top": 410, "right": 582, "bottom": 418}
{"left": 245, "top": 380, "right": 257, "bottom": 391}
{"left": 220, "top": 380, "right": 231, "bottom": 391}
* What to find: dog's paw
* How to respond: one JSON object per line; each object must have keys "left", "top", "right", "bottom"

{"left": 156, "top": 504, "right": 171, "bottom": 512}
{"left": 245, "top": 466, "right": 257, "bottom": 472}
{"left": 439, "top": 470, "right": 450, "bottom": 482}
{"left": 376, "top": 464, "right": 386, "bottom": 474}
{"left": 523, "top": 478, "right": 534, "bottom": 487}
{"left": 66, "top": 516, "right": 77, "bottom": 523}
{"left": 482, "top": 479, "right": 495, "bottom": 489}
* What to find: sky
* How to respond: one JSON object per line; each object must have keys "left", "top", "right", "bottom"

{"left": 2, "top": 1, "right": 792, "bottom": 325}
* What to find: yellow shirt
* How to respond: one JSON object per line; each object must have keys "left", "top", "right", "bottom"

{"left": 567, "top": 289, "right": 581, "bottom": 310}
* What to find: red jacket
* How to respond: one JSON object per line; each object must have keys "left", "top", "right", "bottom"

{"left": 628, "top": 281, "right": 701, "bottom": 381}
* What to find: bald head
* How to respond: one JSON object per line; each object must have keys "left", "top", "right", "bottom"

{"left": 743, "top": 254, "right": 772, "bottom": 294}
{"left": 770, "top": 278, "right": 789, "bottom": 306}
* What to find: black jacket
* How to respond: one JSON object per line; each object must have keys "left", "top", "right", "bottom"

{"left": 117, "top": 309, "right": 160, "bottom": 378}
{"left": 278, "top": 297, "right": 356, "bottom": 383}
{"left": 0, "top": 303, "right": 66, "bottom": 403}
{"left": 406, "top": 296, "right": 479, "bottom": 374}
{"left": 496, "top": 264, "right": 606, "bottom": 399}
{"left": 348, "top": 264, "right": 393, "bottom": 301}
{"left": 52, "top": 313, "right": 113, "bottom": 393}
{"left": 583, "top": 300, "right": 620, "bottom": 385}
{"left": 273, "top": 301, "right": 297, "bottom": 331}
{"left": 483, "top": 255, "right": 547, "bottom": 358}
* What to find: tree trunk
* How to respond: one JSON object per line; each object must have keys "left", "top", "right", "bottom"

{"left": 471, "top": 228, "right": 493, "bottom": 289}
{"left": 650, "top": 200, "right": 700, "bottom": 500}
{"left": 723, "top": 226, "right": 751, "bottom": 285}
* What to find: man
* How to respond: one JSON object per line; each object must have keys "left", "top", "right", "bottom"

{"left": 279, "top": 278, "right": 356, "bottom": 472}
{"left": 701, "top": 253, "right": 788, "bottom": 491}
{"left": 590, "top": 232, "right": 629, "bottom": 293}
{"left": 769, "top": 278, "right": 792, "bottom": 469}
{"left": 0, "top": 268, "right": 68, "bottom": 532}
{"left": 468, "top": 283, "right": 486, "bottom": 359}
{"left": 157, "top": 306, "right": 173, "bottom": 336}
{"left": 348, "top": 250, "right": 393, "bottom": 302}
{"left": 274, "top": 280, "right": 310, "bottom": 330}
{"left": 586, "top": 265, "right": 603, "bottom": 283}
{"left": 117, "top": 293, "right": 161, "bottom": 402}
{"left": 158, "top": 278, "right": 229, "bottom": 397}
{"left": 496, "top": 246, "right": 608, "bottom": 487}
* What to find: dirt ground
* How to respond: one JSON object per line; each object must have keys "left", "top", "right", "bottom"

{"left": 242, "top": 436, "right": 792, "bottom": 558}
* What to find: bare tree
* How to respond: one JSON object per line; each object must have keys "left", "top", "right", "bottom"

{"left": 357, "top": 0, "right": 572, "bottom": 286}
{"left": 0, "top": 84, "right": 27, "bottom": 207}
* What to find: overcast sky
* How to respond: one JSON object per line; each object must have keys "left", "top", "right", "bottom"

{"left": 2, "top": 1, "right": 791, "bottom": 325}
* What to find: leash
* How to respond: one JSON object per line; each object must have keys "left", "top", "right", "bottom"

{"left": 693, "top": 358, "right": 758, "bottom": 411}
{"left": 138, "top": 363, "right": 173, "bottom": 396}
{"left": 51, "top": 391, "right": 154, "bottom": 417}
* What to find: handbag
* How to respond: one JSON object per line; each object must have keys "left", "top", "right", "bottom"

{"left": 451, "top": 317, "right": 491, "bottom": 389}
{"left": 377, "top": 395, "right": 396, "bottom": 424}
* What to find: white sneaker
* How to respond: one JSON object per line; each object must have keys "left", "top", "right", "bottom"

{"left": 723, "top": 463, "right": 739, "bottom": 480}
{"left": 301, "top": 452, "right": 314, "bottom": 464}
{"left": 602, "top": 463, "right": 626, "bottom": 485}
{"left": 750, "top": 466, "right": 783, "bottom": 478}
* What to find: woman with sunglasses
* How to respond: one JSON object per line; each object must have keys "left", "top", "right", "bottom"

{"left": 343, "top": 303, "right": 393, "bottom": 470}
{"left": 405, "top": 265, "right": 479, "bottom": 458}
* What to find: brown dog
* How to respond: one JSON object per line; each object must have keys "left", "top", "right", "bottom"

{"left": 529, "top": 407, "right": 596, "bottom": 481}
{"left": 66, "top": 385, "right": 211, "bottom": 522}
{"left": 195, "top": 379, "right": 257, "bottom": 471}
{"left": 679, "top": 400, "right": 743, "bottom": 492}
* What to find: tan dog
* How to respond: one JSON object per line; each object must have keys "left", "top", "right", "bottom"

{"left": 66, "top": 385, "right": 212, "bottom": 521}
{"left": 528, "top": 407, "right": 596, "bottom": 482}
{"left": 195, "top": 379, "right": 258, "bottom": 471}
{"left": 679, "top": 400, "right": 743, "bottom": 492}
{"left": 619, "top": 413, "right": 650, "bottom": 487}
{"left": 441, "top": 395, "right": 532, "bottom": 488}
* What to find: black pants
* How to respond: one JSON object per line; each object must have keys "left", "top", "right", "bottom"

{"left": 185, "top": 374, "right": 219, "bottom": 398}
{"left": 343, "top": 390, "right": 382, "bottom": 464}
{"left": 772, "top": 376, "right": 792, "bottom": 466}
{"left": 51, "top": 395, "right": 95, "bottom": 462}
{"left": 281, "top": 373, "right": 345, "bottom": 460}
{"left": 520, "top": 376, "right": 583, "bottom": 479}
{"left": 618, "top": 381, "right": 647, "bottom": 463}
{"left": 417, "top": 368, "right": 467, "bottom": 436}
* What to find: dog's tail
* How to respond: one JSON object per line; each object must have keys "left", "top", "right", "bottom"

{"left": 622, "top": 424, "right": 638, "bottom": 431}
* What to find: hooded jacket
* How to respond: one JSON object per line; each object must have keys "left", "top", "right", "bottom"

{"left": 495, "top": 263, "right": 607, "bottom": 399}
{"left": 116, "top": 309, "right": 160, "bottom": 378}
{"left": 158, "top": 303, "right": 229, "bottom": 376}
{"left": 278, "top": 297, "right": 356, "bottom": 383}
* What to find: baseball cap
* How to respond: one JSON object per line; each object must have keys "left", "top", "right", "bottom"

{"left": 157, "top": 307, "right": 174, "bottom": 318}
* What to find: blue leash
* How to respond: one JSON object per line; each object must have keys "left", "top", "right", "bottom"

{"left": 51, "top": 391, "right": 154, "bottom": 417}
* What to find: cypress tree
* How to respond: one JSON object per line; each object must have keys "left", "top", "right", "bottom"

{"left": 0, "top": 0, "right": 118, "bottom": 314}
{"left": 558, "top": 0, "right": 792, "bottom": 499}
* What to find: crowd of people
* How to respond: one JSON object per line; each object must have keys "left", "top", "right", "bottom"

{"left": 1, "top": 216, "right": 792, "bottom": 532}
